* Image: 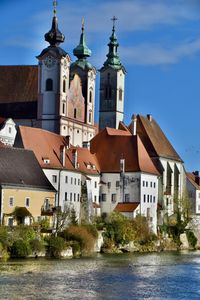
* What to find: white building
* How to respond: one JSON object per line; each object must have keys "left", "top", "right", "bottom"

{"left": 0, "top": 118, "right": 16, "bottom": 146}
{"left": 129, "top": 114, "right": 186, "bottom": 224}
{"left": 15, "top": 126, "right": 100, "bottom": 222}
{"left": 90, "top": 126, "right": 160, "bottom": 233}
{"left": 186, "top": 172, "right": 200, "bottom": 217}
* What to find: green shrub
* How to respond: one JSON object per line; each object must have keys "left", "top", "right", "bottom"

{"left": 10, "top": 240, "right": 31, "bottom": 258}
{"left": 71, "top": 241, "right": 81, "bottom": 256}
{"left": 81, "top": 223, "right": 98, "bottom": 239}
{"left": 0, "top": 226, "right": 12, "bottom": 249}
{"left": 30, "top": 238, "right": 45, "bottom": 253}
{"left": 47, "top": 236, "right": 65, "bottom": 258}
{"left": 186, "top": 231, "right": 197, "bottom": 249}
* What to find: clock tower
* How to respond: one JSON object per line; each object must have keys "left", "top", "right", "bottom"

{"left": 37, "top": 2, "right": 70, "bottom": 133}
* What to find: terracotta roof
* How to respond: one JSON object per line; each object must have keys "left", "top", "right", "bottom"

{"left": 115, "top": 202, "right": 140, "bottom": 213}
{"left": 90, "top": 127, "right": 160, "bottom": 175}
{"left": 0, "top": 147, "right": 55, "bottom": 191}
{"left": 0, "top": 66, "right": 38, "bottom": 103}
{"left": 186, "top": 172, "right": 200, "bottom": 190}
{"left": 15, "top": 126, "right": 99, "bottom": 175}
{"left": 134, "top": 115, "right": 182, "bottom": 162}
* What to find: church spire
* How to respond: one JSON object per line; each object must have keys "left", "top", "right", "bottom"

{"left": 103, "top": 16, "right": 122, "bottom": 70}
{"left": 73, "top": 18, "right": 92, "bottom": 60}
{"left": 72, "top": 19, "right": 93, "bottom": 70}
{"left": 44, "top": 0, "right": 65, "bottom": 46}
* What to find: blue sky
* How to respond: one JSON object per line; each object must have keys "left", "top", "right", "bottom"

{"left": 1, "top": 0, "right": 200, "bottom": 171}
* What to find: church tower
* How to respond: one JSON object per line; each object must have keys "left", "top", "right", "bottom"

{"left": 99, "top": 17, "right": 126, "bottom": 131}
{"left": 70, "top": 19, "right": 96, "bottom": 128}
{"left": 37, "top": 1, "right": 70, "bottom": 133}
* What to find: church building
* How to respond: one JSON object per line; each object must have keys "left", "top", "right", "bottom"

{"left": 0, "top": 3, "right": 98, "bottom": 147}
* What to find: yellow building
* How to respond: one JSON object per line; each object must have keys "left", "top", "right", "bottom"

{"left": 0, "top": 146, "right": 56, "bottom": 226}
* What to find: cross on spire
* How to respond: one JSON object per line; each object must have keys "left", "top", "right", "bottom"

{"left": 53, "top": 0, "right": 58, "bottom": 16}
{"left": 111, "top": 16, "right": 118, "bottom": 29}
{"left": 82, "top": 17, "right": 85, "bottom": 32}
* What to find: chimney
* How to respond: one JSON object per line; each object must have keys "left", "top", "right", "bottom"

{"left": 82, "top": 141, "right": 90, "bottom": 150}
{"left": 72, "top": 149, "right": 78, "bottom": 169}
{"left": 147, "top": 114, "right": 152, "bottom": 122}
{"left": 131, "top": 114, "right": 137, "bottom": 136}
{"left": 120, "top": 158, "right": 125, "bottom": 174}
{"left": 64, "top": 135, "right": 70, "bottom": 149}
{"left": 60, "top": 145, "right": 66, "bottom": 167}
{"left": 193, "top": 171, "right": 200, "bottom": 185}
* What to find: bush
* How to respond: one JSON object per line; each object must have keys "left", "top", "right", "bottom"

{"left": 62, "top": 225, "right": 96, "bottom": 255}
{"left": 131, "top": 215, "right": 156, "bottom": 245}
{"left": 186, "top": 231, "right": 197, "bottom": 249}
{"left": 0, "top": 226, "right": 12, "bottom": 249}
{"left": 10, "top": 240, "right": 31, "bottom": 258}
{"left": 30, "top": 238, "right": 45, "bottom": 254}
{"left": 81, "top": 224, "right": 98, "bottom": 239}
{"left": 47, "top": 236, "right": 66, "bottom": 258}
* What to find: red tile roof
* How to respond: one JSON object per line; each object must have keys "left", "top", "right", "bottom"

{"left": 115, "top": 202, "right": 140, "bottom": 213}
{"left": 134, "top": 115, "right": 182, "bottom": 162}
{"left": 15, "top": 126, "right": 99, "bottom": 175}
{"left": 90, "top": 127, "right": 160, "bottom": 175}
{"left": 0, "top": 66, "right": 38, "bottom": 103}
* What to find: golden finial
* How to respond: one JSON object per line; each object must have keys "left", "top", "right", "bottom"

{"left": 53, "top": 0, "right": 57, "bottom": 16}
{"left": 82, "top": 17, "right": 85, "bottom": 32}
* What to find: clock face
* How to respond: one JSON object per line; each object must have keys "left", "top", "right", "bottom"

{"left": 44, "top": 56, "right": 56, "bottom": 68}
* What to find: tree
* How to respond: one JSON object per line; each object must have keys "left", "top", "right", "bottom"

{"left": 52, "top": 206, "right": 71, "bottom": 235}
{"left": 70, "top": 208, "right": 78, "bottom": 225}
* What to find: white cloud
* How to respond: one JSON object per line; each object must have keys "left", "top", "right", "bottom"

{"left": 120, "top": 38, "right": 200, "bottom": 65}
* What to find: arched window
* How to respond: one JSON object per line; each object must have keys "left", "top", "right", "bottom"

{"left": 63, "top": 79, "right": 66, "bottom": 93}
{"left": 107, "top": 73, "right": 110, "bottom": 84}
{"left": 74, "top": 108, "right": 77, "bottom": 119}
{"left": 89, "top": 110, "right": 92, "bottom": 123}
{"left": 46, "top": 78, "right": 53, "bottom": 91}
{"left": 119, "top": 88, "right": 123, "bottom": 101}
{"left": 89, "top": 91, "right": 92, "bottom": 103}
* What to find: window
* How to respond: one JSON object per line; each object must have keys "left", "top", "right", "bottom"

{"left": 8, "top": 218, "right": 13, "bottom": 226}
{"left": 74, "top": 194, "right": 76, "bottom": 202}
{"left": 62, "top": 103, "right": 65, "bottom": 114}
{"left": 89, "top": 91, "right": 92, "bottom": 103}
{"left": 46, "top": 78, "right": 53, "bottom": 91}
{"left": 125, "top": 194, "right": 130, "bottom": 203}
{"left": 71, "top": 177, "right": 73, "bottom": 184}
{"left": 74, "top": 108, "right": 77, "bottom": 119}
{"left": 154, "top": 182, "right": 156, "bottom": 188}
{"left": 111, "top": 194, "right": 116, "bottom": 203}
{"left": 107, "top": 182, "right": 111, "bottom": 189}
{"left": 94, "top": 195, "right": 97, "bottom": 202}
{"left": 153, "top": 196, "right": 155, "bottom": 203}
{"left": 143, "top": 181, "right": 145, "bottom": 187}
{"left": 65, "top": 176, "right": 68, "bottom": 183}
{"left": 198, "top": 205, "right": 200, "bottom": 211}
{"left": 89, "top": 112, "right": 92, "bottom": 123}
{"left": 119, "top": 88, "right": 123, "bottom": 101}
{"left": 116, "top": 181, "right": 120, "bottom": 188}
{"left": 70, "top": 193, "right": 72, "bottom": 202}
{"left": 9, "top": 127, "right": 12, "bottom": 134}
{"left": 143, "top": 194, "right": 146, "bottom": 203}
{"left": 150, "top": 195, "right": 152, "bottom": 203}
{"left": 95, "top": 181, "right": 97, "bottom": 188}
{"left": 25, "top": 197, "right": 30, "bottom": 207}
{"left": 44, "top": 198, "right": 49, "bottom": 210}
{"left": 65, "top": 192, "right": 68, "bottom": 201}
{"left": 63, "top": 79, "right": 66, "bottom": 93}
{"left": 146, "top": 181, "right": 148, "bottom": 187}
{"left": 9, "top": 197, "right": 14, "bottom": 207}
{"left": 147, "top": 195, "right": 149, "bottom": 203}
{"left": 102, "top": 194, "right": 107, "bottom": 202}
{"left": 150, "top": 182, "right": 152, "bottom": 188}
{"left": 74, "top": 178, "right": 76, "bottom": 185}
{"left": 78, "top": 179, "right": 80, "bottom": 185}
{"left": 77, "top": 194, "right": 80, "bottom": 202}
{"left": 52, "top": 175, "right": 57, "bottom": 183}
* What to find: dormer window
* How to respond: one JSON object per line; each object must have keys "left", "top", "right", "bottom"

{"left": 42, "top": 157, "right": 50, "bottom": 164}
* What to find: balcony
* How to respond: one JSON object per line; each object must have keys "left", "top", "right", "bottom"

{"left": 41, "top": 204, "right": 54, "bottom": 216}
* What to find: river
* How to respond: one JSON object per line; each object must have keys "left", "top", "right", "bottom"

{"left": 0, "top": 251, "right": 200, "bottom": 299}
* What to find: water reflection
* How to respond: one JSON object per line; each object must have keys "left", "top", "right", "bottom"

{"left": 0, "top": 252, "right": 200, "bottom": 299}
